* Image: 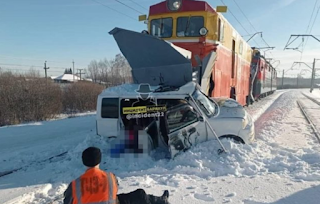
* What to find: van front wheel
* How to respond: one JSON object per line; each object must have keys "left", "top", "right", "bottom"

{"left": 219, "top": 135, "right": 244, "bottom": 144}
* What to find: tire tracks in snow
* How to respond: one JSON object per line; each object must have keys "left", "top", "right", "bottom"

{"left": 0, "top": 151, "right": 68, "bottom": 178}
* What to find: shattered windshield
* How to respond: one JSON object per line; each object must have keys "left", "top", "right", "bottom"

{"left": 192, "top": 89, "right": 215, "bottom": 116}
{"left": 176, "top": 16, "right": 204, "bottom": 37}
{"left": 150, "top": 18, "right": 173, "bottom": 38}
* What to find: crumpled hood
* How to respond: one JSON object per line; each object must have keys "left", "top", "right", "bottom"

{"left": 217, "top": 106, "right": 246, "bottom": 118}
{"left": 109, "top": 27, "right": 193, "bottom": 87}
{"left": 213, "top": 97, "right": 246, "bottom": 118}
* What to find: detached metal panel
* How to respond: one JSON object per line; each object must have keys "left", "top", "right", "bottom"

{"left": 109, "top": 27, "right": 193, "bottom": 87}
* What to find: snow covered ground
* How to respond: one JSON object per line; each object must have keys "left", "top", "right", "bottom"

{"left": 299, "top": 89, "right": 320, "bottom": 137}
{"left": 0, "top": 112, "right": 96, "bottom": 173}
{"left": 302, "top": 89, "right": 320, "bottom": 105}
{"left": 1, "top": 90, "right": 320, "bottom": 204}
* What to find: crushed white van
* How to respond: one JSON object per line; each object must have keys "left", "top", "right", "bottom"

{"left": 95, "top": 27, "right": 255, "bottom": 159}
{"left": 96, "top": 82, "right": 254, "bottom": 159}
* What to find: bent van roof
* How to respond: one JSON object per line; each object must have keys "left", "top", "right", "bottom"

{"left": 98, "top": 81, "right": 197, "bottom": 98}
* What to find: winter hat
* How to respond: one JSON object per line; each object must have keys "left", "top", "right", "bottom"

{"left": 82, "top": 147, "right": 101, "bottom": 167}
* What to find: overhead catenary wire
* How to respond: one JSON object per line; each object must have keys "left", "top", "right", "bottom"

{"left": 231, "top": 0, "right": 257, "bottom": 33}
{"left": 91, "top": 0, "right": 137, "bottom": 21}
{"left": 218, "top": 0, "right": 261, "bottom": 49}
{"left": 127, "top": 0, "right": 148, "bottom": 11}
{"left": 300, "top": 0, "right": 319, "bottom": 60}
{"left": 113, "top": 0, "right": 144, "bottom": 14}
{"left": 231, "top": 0, "right": 273, "bottom": 57}
{"left": 305, "top": 0, "right": 319, "bottom": 34}
{"left": 308, "top": 5, "right": 320, "bottom": 37}
{"left": 218, "top": 0, "right": 250, "bottom": 35}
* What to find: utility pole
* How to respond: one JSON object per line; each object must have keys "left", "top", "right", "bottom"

{"left": 281, "top": 69, "right": 284, "bottom": 89}
{"left": 77, "top": 69, "right": 84, "bottom": 80}
{"left": 72, "top": 60, "right": 75, "bottom": 82}
{"left": 44, "top": 61, "right": 49, "bottom": 80}
{"left": 311, "top": 58, "right": 316, "bottom": 93}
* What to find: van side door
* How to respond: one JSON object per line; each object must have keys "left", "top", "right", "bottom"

{"left": 165, "top": 104, "right": 207, "bottom": 158}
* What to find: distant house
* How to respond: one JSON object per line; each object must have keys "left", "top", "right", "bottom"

{"left": 53, "top": 74, "right": 81, "bottom": 83}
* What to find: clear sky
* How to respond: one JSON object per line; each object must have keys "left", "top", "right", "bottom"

{"left": 0, "top": 0, "right": 319, "bottom": 77}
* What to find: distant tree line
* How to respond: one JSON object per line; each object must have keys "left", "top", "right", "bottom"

{"left": 86, "top": 54, "right": 132, "bottom": 86}
{"left": 0, "top": 68, "right": 104, "bottom": 127}
{"left": 64, "top": 68, "right": 73, "bottom": 74}
{"left": 0, "top": 53, "right": 132, "bottom": 126}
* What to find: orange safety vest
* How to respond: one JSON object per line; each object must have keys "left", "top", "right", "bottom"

{"left": 71, "top": 168, "right": 118, "bottom": 204}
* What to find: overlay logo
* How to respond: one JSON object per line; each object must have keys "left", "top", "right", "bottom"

{"left": 135, "top": 83, "right": 153, "bottom": 100}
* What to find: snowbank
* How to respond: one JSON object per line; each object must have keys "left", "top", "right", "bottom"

{"left": 2, "top": 90, "right": 320, "bottom": 204}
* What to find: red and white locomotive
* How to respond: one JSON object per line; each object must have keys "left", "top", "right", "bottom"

{"left": 139, "top": 0, "right": 277, "bottom": 106}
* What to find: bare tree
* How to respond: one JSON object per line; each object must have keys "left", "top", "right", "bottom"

{"left": 88, "top": 60, "right": 99, "bottom": 83}
{"left": 25, "top": 67, "right": 41, "bottom": 78}
{"left": 98, "top": 58, "right": 111, "bottom": 83}
{"left": 87, "top": 54, "right": 132, "bottom": 86}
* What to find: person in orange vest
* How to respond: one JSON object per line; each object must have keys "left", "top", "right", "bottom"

{"left": 63, "top": 146, "right": 170, "bottom": 204}
{"left": 63, "top": 146, "right": 118, "bottom": 204}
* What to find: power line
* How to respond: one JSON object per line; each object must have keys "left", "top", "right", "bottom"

{"left": 127, "top": 0, "right": 148, "bottom": 11}
{"left": 232, "top": 0, "right": 256, "bottom": 33}
{"left": 0, "top": 63, "right": 69, "bottom": 69}
{"left": 309, "top": 5, "right": 320, "bottom": 35}
{"left": 0, "top": 55, "right": 73, "bottom": 64}
{"left": 219, "top": 0, "right": 250, "bottom": 35}
{"left": 91, "top": 0, "right": 137, "bottom": 21}
{"left": 0, "top": 67, "right": 63, "bottom": 74}
{"left": 300, "top": 1, "right": 320, "bottom": 60}
{"left": 306, "top": 0, "right": 319, "bottom": 34}
{"left": 218, "top": 0, "right": 261, "bottom": 48}
{"left": 231, "top": 0, "right": 272, "bottom": 57}
{"left": 113, "top": 0, "right": 144, "bottom": 14}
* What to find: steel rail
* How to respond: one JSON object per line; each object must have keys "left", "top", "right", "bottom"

{"left": 296, "top": 100, "right": 320, "bottom": 143}
{"left": 301, "top": 92, "right": 320, "bottom": 106}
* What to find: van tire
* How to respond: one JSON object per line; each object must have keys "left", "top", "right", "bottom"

{"left": 219, "top": 135, "right": 244, "bottom": 144}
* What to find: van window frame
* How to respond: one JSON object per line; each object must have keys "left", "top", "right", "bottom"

{"left": 101, "top": 98, "right": 119, "bottom": 119}
{"left": 166, "top": 103, "right": 199, "bottom": 134}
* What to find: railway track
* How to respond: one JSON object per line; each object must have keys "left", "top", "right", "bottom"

{"left": 301, "top": 92, "right": 320, "bottom": 106}
{"left": 297, "top": 93, "right": 320, "bottom": 143}
{"left": 0, "top": 151, "right": 68, "bottom": 178}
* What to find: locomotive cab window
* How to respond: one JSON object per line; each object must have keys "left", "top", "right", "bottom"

{"left": 218, "top": 18, "right": 224, "bottom": 41}
{"left": 177, "top": 16, "right": 204, "bottom": 37}
{"left": 150, "top": 18, "right": 173, "bottom": 38}
{"left": 239, "top": 41, "right": 243, "bottom": 55}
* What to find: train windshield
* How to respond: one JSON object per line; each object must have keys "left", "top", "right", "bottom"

{"left": 177, "top": 16, "right": 204, "bottom": 37}
{"left": 150, "top": 17, "right": 173, "bottom": 38}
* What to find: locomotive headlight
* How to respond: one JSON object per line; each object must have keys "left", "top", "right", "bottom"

{"left": 199, "top": 27, "right": 208, "bottom": 36}
{"left": 167, "top": 0, "right": 182, "bottom": 11}
{"left": 173, "top": 1, "right": 181, "bottom": 9}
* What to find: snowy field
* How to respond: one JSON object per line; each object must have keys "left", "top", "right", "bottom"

{"left": 1, "top": 90, "right": 320, "bottom": 204}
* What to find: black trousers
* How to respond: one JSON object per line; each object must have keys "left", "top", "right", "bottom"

{"left": 117, "top": 188, "right": 168, "bottom": 204}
